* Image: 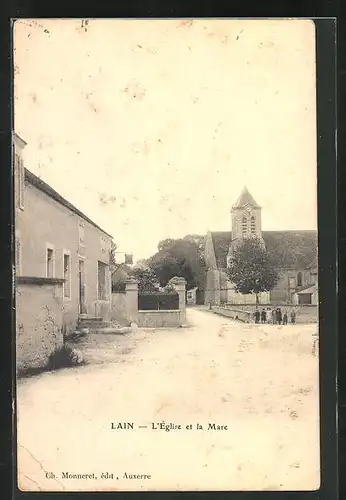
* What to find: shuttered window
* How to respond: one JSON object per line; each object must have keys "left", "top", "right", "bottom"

{"left": 242, "top": 216, "right": 247, "bottom": 236}
{"left": 63, "top": 253, "right": 71, "bottom": 298}
{"left": 250, "top": 216, "right": 256, "bottom": 235}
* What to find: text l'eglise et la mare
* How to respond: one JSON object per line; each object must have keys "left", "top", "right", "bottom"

{"left": 111, "top": 421, "right": 229, "bottom": 431}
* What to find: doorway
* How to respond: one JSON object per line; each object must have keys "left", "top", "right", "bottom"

{"left": 78, "top": 260, "right": 86, "bottom": 314}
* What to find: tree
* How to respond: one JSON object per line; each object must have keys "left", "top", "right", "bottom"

{"left": 227, "top": 237, "right": 279, "bottom": 305}
{"left": 130, "top": 267, "right": 160, "bottom": 293}
{"left": 149, "top": 237, "right": 206, "bottom": 290}
{"left": 109, "top": 240, "right": 118, "bottom": 274}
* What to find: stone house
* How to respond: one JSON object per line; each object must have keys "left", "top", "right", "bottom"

{"left": 204, "top": 187, "right": 318, "bottom": 306}
{"left": 14, "top": 133, "right": 113, "bottom": 372}
{"left": 111, "top": 263, "right": 132, "bottom": 291}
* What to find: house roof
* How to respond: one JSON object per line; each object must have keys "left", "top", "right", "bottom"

{"left": 210, "top": 230, "right": 317, "bottom": 270}
{"left": 25, "top": 168, "right": 113, "bottom": 239}
{"left": 112, "top": 263, "right": 132, "bottom": 277}
{"left": 233, "top": 187, "right": 261, "bottom": 209}
{"left": 13, "top": 132, "right": 27, "bottom": 148}
{"left": 297, "top": 284, "right": 317, "bottom": 295}
{"left": 210, "top": 232, "right": 232, "bottom": 269}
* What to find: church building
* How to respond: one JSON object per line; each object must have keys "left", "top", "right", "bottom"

{"left": 204, "top": 187, "right": 318, "bottom": 306}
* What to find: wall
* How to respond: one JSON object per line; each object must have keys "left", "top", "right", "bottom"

{"left": 215, "top": 303, "right": 318, "bottom": 323}
{"left": 16, "top": 279, "right": 64, "bottom": 374}
{"left": 211, "top": 306, "right": 251, "bottom": 323}
{"left": 226, "top": 284, "right": 269, "bottom": 305}
{"left": 112, "top": 277, "right": 187, "bottom": 328}
{"left": 219, "top": 271, "right": 228, "bottom": 303}
{"left": 204, "top": 269, "right": 221, "bottom": 305}
{"left": 16, "top": 179, "right": 112, "bottom": 333}
{"left": 111, "top": 292, "right": 127, "bottom": 324}
{"left": 137, "top": 310, "right": 186, "bottom": 328}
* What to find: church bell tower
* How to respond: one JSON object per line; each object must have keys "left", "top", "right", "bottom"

{"left": 227, "top": 187, "right": 264, "bottom": 266}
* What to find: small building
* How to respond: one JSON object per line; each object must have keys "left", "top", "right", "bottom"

{"left": 111, "top": 263, "right": 132, "bottom": 291}
{"left": 292, "top": 283, "right": 318, "bottom": 306}
{"left": 186, "top": 287, "right": 198, "bottom": 306}
{"left": 14, "top": 133, "right": 113, "bottom": 372}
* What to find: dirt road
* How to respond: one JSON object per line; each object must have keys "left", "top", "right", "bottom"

{"left": 17, "top": 308, "right": 320, "bottom": 491}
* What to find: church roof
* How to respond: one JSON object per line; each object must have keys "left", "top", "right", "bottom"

{"left": 233, "top": 187, "right": 261, "bottom": 209}
{"left": 210, "top": 230, "right": 317, "bottom": 270}
{"left": 210, "top": 232, "right": 232, "bottom": 269}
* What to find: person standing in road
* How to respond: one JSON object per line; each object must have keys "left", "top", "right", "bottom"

{"left": 254, "top": 308, "right": 260, "bottom": 324}
{"left": 272, "top": 308, "right": 277, "bottom": 325}
{"left": 290, "top": 309, "right": 296, "bottom": 324}
{"left": 261, "top": 308, "right": 266, "bottom": 324}
{"left": 266, "top": 307, "right": 272, "bottom": 324}
{"left": 276, "top": 307, "right": 282, "bottom": 325}
{"left": 283, "top": 311, "right": 288, "bottom": 325}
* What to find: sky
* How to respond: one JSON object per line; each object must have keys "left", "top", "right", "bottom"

{"left": 14, "top": 19, "right": 317, "bottom": 262}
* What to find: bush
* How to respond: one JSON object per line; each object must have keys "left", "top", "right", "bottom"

{"left": 48, "top": 345, "right": 84, "bottom": 370}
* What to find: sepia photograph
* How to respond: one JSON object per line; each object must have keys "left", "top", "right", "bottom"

{"left": 13, "top": 18, "right": 319, "bottom": 491}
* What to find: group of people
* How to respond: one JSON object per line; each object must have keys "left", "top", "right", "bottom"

{"left": 253, "top": 307, "right": 296, "bottom": 325}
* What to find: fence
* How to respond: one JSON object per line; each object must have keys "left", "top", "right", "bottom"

{"left": 138, "top": 292, "right": 179, "bottom": 311}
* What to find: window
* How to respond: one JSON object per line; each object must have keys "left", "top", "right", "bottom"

{"left": 98, "top": 261, "right": 108, "bottom": 300}
{"left": 78, "top": 221, "right": 85, "bottom": 244}
{"left": 63, "top": 253, "right": 71, "bottom": 298}
{"left": 242, "top": 216, "right": 247, "bottom": 236}
{"left": 15, "top": 231, "right": 21, "bottom": 275}
{"left": 297, "top": 272, "right": 303, "bottom": 287}
{"left": 250, "top": 216, "right": 256, "bottom": 235}
{"left": 46, "top": 248, "right": 54, "bottom": 277}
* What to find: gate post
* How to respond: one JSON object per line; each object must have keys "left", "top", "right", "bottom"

{"left": 125, "top": 278, "right": 138, "bottom": 324}
{"left": 169, "top": 276, "right": 187, "bottom": 324}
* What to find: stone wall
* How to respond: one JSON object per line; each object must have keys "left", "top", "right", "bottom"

{"left": 137, "top": 310, "right": 186, "bottom": 328}
{"left": 16, "top": 278, "right": 64, "bottom": 374}
{"left": 215, "top": 303, "right": 318, "bottom": 324}
{"left": 226, "top": 286, "right": 270, "bottom": 305}
{"left": 204, "top": 269, "right": 221, "bottom": 305}
{"left": 111, "top": 292, "right": 127, "bottom": 324}
{"left": 211, "top": 306, "right": 252, "bottom": 323}
{"left": 111, "top": 277, "right": 187, "bottom": 328}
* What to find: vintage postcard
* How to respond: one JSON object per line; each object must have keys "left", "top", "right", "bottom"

{"left": 14, "top": 18, "right": 319, "bottom": 491}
